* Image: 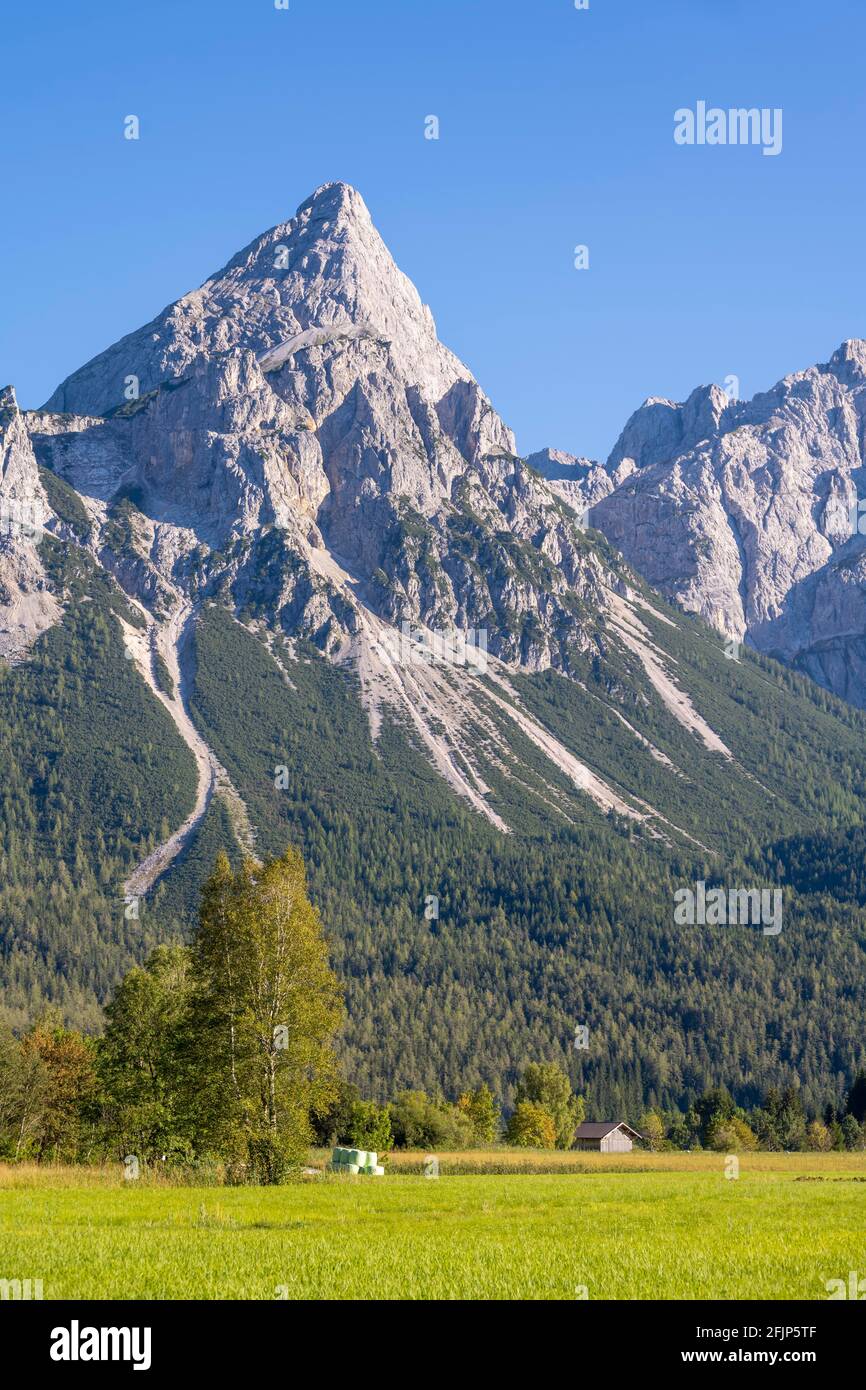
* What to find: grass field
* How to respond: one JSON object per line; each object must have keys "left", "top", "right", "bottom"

{"left": 2, "top": 1154, "right": 865, "bottom": 1300}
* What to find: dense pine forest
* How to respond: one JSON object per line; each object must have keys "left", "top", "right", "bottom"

{"left": 3, "top": 548, "right": 866, "bottom": 1119}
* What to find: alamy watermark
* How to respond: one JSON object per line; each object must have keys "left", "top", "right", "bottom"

{"left": 0, "top": 498, "right": 43, "bottom": 543}
{"left": 50, "top": 1324, "right": 151, "bottom": 1371}
{"left": 674, "top": 881, "right": 782, "bottom": 936}
{"left": 0, "top": 1278, "right": 43, "bottom": 1300}
{"left": 376, "top": 622, "right": 488, "bottom": 674}
{"left": 674, "top": 102, "right": 783, "bottom": 157}
{"left": 826, "top": 1271, "right": 866, "bottom": 1299}
{"left": 847, "top": 497, "right": 866, "bottom": 537}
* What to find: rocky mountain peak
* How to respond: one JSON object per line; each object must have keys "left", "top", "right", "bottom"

{"left": 825, "top": 337, "right": 866, "bottom": 388}
{"left": 43, "top": 182, "right": 510, "bottom": 445}
{"left": 606, "top": 382, "right": 732, "bottom": 474}
{"left": 295, "top": 179, "right": 371, "bottom": 229}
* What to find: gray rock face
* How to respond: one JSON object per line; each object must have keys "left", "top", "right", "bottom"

{"left": 606, "top": 384, "right": 732, "bottom": 474}
{"left": 23, "top": 186, "right": 866, "bottom": 712}
{"left": 525, "top": 447, "right": 621, "bottom": 514}
{"left": 576, "top": 342, "right": 866, "bottom": 702}
{"left": 3, "top": 184, "right": 762, "bottom": 847}
{"left": 32, "top": 183, "right": 635, "bottom": 676}
{"left": 0, "top": 387, "right": 58, "bottom": 659}
{"left": 44, "top": 181, "right": 514, "bottom": 462}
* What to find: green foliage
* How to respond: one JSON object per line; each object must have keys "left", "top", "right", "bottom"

{"left": 505, "top": 1101, "right": 557, "bottom": 1148}
{"left": 457, "top": 1085, "right": 500, "bottom": 1144}
{"left": 346, "top": 1099, "right": 392, "bottom": 1153}
{"left": 38, "top": 466, "right": 92, "bottom": 541}
{"left": 840, "top": 1115, "right": 863, "bottom": 1149}
{"left": 0, "top": 1014, "right": 98, "bottom": 1161}
{"left": 846, "top": 1070, "right": 866, "bottom": 1123}
{"left": 0, "top": 542, "right": 197, "bottom": 1030}
{"left": 513, "top": 1062, "right": 584, "bottom": 1148}
{"left": 387, "top": 1090, "right": 474, "bottom": 1149}
{"left": 309, "top": 1078, "right": 360, "bottom": 1148}
{"left": 752, "top": 1087, "right": 807, "bottom": 1152}
{"left": 152, "top": 652, "right": 175, "bottom": 699}
{"left": 175, "top": 605, "right": 866, "bottom": 1119}
{"left": 638, "top": 1111, "right": 666, "bottom": 1151}
{"left": 187, "top": 848, "right": 343, "bottom": 1182}
{"left": 6, "top": 548, "right": 866, "bottom": 1127}
{"left": 97, "top": 944, "right": 193, "bottom": 1163}
{"left": 693, "top": 1086, "right": 736, "bottom": 1146}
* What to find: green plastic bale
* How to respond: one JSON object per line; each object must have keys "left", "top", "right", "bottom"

{"left": 345, "top": 1163, "right": 360, "bottom": 1175}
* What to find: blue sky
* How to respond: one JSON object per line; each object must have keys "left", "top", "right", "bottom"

{"left": 2, "top": 0, "right": 864, "bottom": 459}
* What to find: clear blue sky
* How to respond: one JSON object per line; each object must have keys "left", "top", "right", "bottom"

{"left": 2, "top": 0, "right": 864, "bottom": 460}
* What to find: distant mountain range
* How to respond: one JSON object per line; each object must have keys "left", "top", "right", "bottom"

{"left": 532, "top": 340, "right": 866, "bottom": 709}
{"left": 2, "top": 183, "right": 866, "bottom": 1115}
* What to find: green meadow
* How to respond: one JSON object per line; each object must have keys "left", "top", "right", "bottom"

{"left": 2, "top": 1155, "right": 865, "bottom": 1300}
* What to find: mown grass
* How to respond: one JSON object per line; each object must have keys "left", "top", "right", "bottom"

{"left": 1, "top": 1157, "right": 864, "bottom": 1300}
{"left": 377, "top": 1148, "right": 866, "bottom": 1176}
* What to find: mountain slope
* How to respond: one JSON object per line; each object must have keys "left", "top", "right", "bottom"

{"left": 2, "top": 185, "right": 866, "bottom": 1115}
{"left": 566, "top": 342, "right": 866, "bottom": 707}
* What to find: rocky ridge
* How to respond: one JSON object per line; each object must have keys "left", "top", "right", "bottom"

{"left": 539, "top": 342, "right": 866, "bottom": 706}
{"left": 0, "top": 183, "right": 757, "bottom": 882}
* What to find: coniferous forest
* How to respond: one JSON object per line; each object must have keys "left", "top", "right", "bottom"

{"left": 3, "top": 565, "right": 866, "bottom": 1124}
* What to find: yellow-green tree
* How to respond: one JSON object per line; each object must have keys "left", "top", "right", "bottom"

{"left": 189, "top": 848, "right": 343, "bottom": 1182}
{"left": 805, "top": 1120, "right": 832, "bottom": 1152}
{"left": 505, "top": 1100, "right": 557, "bottom": 1149}
{"left": 638, "top": 1110, "right": 666, "bottom": 1152}
{"left": 512, "top": 1062, "right": 584, "bottom": 1148}
{"left": 457, "top": 1085, "right": 500, "bottom": 1145}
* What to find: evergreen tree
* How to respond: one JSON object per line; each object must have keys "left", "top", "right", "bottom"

{"left": 845, "top": 1070, "right": 866, "bottom": 1124}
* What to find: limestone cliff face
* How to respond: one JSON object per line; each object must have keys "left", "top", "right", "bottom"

{"left": 577, "top": 342, "right": 866, "bottom": 703}
{"left": 28, "top": 183, "right": 633, "bottom": 675}
{"left": 1, "top": 185, "right": 784, "bottom": 843}
{"left": 18, "top": 187, "right": 866, "bottom": 709}
{"left": 43, "top": 181, "right": 514, "bottom": 464}
{"left": 0, "top": 387, "right": 58, "bottom": 660}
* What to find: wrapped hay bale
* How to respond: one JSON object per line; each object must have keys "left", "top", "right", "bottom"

{"left": 329, "top": 1146, "right": 384, "bottom": 1175}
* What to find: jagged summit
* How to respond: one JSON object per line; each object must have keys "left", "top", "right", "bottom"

{"left": 10, "top": 186, "right": 866, "bottom": 1105}
{"left": 824, "top": 337, "right": 866, "bottom": 387}
{"left": 18, "top": 182, "right": 751, "bottom": 851}
{"left": 296, "top": 178, "right": 366, "bottom": 218}
{"left": 606, "top": 382, "right": 731, "bottom": 474}
{"left": 569, "top": 339, "right": 866, "bottom": 704}
{"left": 43, "top": 182, "right": 510, "bottom": 440}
